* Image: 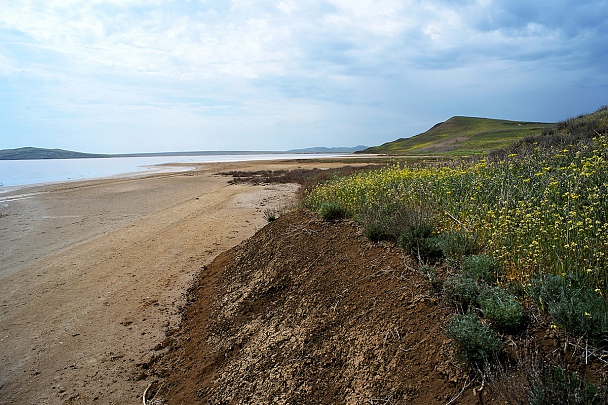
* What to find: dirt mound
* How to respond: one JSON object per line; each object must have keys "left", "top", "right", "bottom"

{"left": 148, "top": 209, "right": 606, "bottom": 404}
{"left": 150, "top": 210, "right": 493, "bottom": 404}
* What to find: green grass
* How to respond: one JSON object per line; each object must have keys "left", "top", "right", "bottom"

{"left": 361, "top": 116, "right": 553, "bottom": 156}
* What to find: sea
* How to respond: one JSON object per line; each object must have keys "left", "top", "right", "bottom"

{"left": 0, "top": 153, "right": 345, "bottom": 189}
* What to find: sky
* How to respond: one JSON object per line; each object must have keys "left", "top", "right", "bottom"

{"left": 1, "top": 0, "right": 607, "bottom": 153}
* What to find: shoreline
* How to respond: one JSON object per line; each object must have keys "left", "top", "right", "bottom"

{"left": 0, "top": 159, "right": 358, "bottom": 404}
{"left": 0, "top": 152, "right": 355, "bottom": 188}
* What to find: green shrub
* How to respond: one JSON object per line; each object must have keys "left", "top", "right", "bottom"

{"left": 360, "top": 201, "right": 435, "bottom": 244}
{"left": 364, "top": 221, "right": 393, "bottom": 242}
{"left": 528, "top": 274, "right": 564, "bottom": 312}
{"left": 528, "top": 366, "right": 606, "bottom": 405}
{"left": 446, "top": 313, "right": 502, "bottom": 364}
{"left": 548, "top": 290, "right": 608, "bottom": 344}
{"left": 438, "top": 229, "right": 480, "bottom": 264}
{"left": 478, "top": 287, "right": 524, "bottom": 331}
{"left": 319, "top": 202, "right": 347, "bottom": 221}
{"left": 528, "top": 274, "right": 608, "bottom": 344}
{"left": 489, "top": 346, "right": 608, "bottom": 404}
{"left": 461, "top": 254, "right": 503, "bottom": 284}
{"left": 442, "top": 275, "right": 480, "bottom": 310}
{"left": 398, "top": 223, "right": 443, "bottom": 261}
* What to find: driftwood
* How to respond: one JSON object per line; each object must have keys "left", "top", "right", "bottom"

{"left": 142, "top": 383, "right": 152, "bottom": 405}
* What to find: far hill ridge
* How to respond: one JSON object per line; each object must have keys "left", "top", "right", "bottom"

{"left": 361, "top": 116, "right": 553, "bottom": 156}
{"left": 0, "top": 147, "right": 108, "bottom": 160}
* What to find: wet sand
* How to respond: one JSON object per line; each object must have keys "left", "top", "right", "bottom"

{"left": 0, "top": 159, "right": 340, "bottom": 404}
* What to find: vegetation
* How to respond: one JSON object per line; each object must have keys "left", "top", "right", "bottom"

{"left": 307, "top": 107, "right": 608, "bottom": 288}
{"left": 446, "top": 312, "right": 503, "bottom": 364}
{"left": 526, "top": 366, "right": 606, "bottom": 405}
{"left": 305, "top": 106, "right": 608, "bottom": 371}
{"left": 361, "top": 116, "right": 552, "bottom": 156}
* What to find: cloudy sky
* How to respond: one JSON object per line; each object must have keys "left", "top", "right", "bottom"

{"left": 1, "top": 0, "right": 607, "bottom": 153}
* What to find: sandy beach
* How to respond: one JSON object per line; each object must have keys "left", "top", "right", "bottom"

{"left": 0, "top": 159, "right": 342, "bottom": 404}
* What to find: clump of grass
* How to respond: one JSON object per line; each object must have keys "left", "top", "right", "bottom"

{"left": 527, "top": 366, "right": 607, "bottom": 405}
{"left": 264, "top": 208, "right": 278, "bottom": 222}
{"left": 528, "top": 274, "right": 608, "bottom": 344}
{"left": 442, "top": 253, "right": 506, "bottom": 311}
{"left": 446, "top": 312, "right": 503, "bottom": 365}
{"left": 359, "top": 201, "right": 436, "bottom": 245}
{"left": 398, "top": 222, "right": 443, "bottom": 261}
{"left": 478, "top": 287, "right": 524, "bottom": 331}
{"left": 438, "top": 229, "right": 481, "bottom": 264}
{"left": 461, "top": 254, "right": 503, "bottom": 284}
{"left": 419, "top": 264, "right": 442, "bottom": 292}
{"left": 489, "top": 344, "right": 608, "bottom": 405}
{"left": 363, "top": 221, "right": 392, "bottom": 242}
{"left": 319, "top": 202, "right": 347, "bottom": 222}
{"left": 442, "top": 275, "right": 480, "bottom": 310}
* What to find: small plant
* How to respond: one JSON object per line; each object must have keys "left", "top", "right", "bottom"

{"left": 527, "top": 274, "right": 564, "bottom": 312}
{"left": 446, "top": 312, "right": 502, "bottom": 364}
{"left": 528, "top": 366, "right": 606, "bottom": 405}
{"left": 398, "top": 223, "right": 443, "bottom": 261}
{"left": 319, "top": 202, "right": 347, "bottom": 222}
{"left": 478, "top": 287, "right": 524, "bottom": 331}
{"left": 461, "top": 254, "right": 503, "bottom": 284}
{"left": 363, "top": 221, "right": 393, "bottom": 242}
{"left": 420, "top": 264, "right": 442, "bottom": 292}
{"left": 360, "top": 201, "right": 435, "bottom": 244}
{"left": 264, "top": 208, "right": 278, "bottom": 222}
{"left": 442, "top": 275, "right": 480, "bottom": 310}
{"left": 488, "top": 344, "right": 608, "bottom": 404}
{"left": 528, "top": 274, "right": 608, "bottom": 344}
{"left": 438, "top": 229, "right": 480, "bottom": 264}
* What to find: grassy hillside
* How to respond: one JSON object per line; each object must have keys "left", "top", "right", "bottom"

{"left": 0, "top": 147, "right": 108, "bottom": 160}
{"left": 305, "top": 107, "right": 608, "bottom": 397}
{"left": 362, "top": 116, "right": 553, "bottom": 156}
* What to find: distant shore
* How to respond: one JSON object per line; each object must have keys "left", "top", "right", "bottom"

{"left": 0, "top": 152, "right": 353, "bottom": 187}
{"left": 0, "top": 146, "right": 365, "bottom": 161}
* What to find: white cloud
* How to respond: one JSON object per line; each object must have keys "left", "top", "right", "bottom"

{"left": 0, "top": 0, "right": 606, "bottom": 152}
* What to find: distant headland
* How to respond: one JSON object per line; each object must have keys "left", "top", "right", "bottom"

{"left": 0, "top": 146, "right": 369, "bottom": 160}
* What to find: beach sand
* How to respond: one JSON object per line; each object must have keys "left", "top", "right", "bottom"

{"left": 0, "top": 159, "right": 342, "bottom": 404}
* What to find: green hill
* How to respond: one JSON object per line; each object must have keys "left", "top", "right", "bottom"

{"left": 0, "top": 147, "right": 108, "bottom": 160}
{"left": 361, "top": 116, "right": 553, "bottom": 156}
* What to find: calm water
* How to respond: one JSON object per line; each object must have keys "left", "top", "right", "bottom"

{"left": 0, "top": 153, "right": 344, "bottom": 188}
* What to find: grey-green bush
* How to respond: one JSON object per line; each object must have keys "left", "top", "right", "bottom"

{"left": 528, "top": 366, "right": 606, "bottom": 405}
{"left": 528, "top": 274, "right": 608, "bottom": 344}
{"left": 446, "top": 312, "right": 503, "bottom": 364}
{"left": 319, "top": 202, "right": 347, "bottom": 221}
{"left": 461, "top": 254, "right": 503, "bottom": 284}
{"left": 438, "top": 229, "right": 480, "bottom": 264}
{"left": 478, "top": 287, "right": 524, "bottom": 331}
{"left": 442, "top": 275, "right": 480, "bottom": 310}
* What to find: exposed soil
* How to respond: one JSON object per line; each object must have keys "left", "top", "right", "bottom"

{"left": 150, "top": 209, "right": 608, "bottom": 404}
{"left": 150, "top": 210, "right": 482, "bottom": 404}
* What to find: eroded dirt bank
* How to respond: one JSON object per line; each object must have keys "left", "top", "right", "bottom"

{"left": 151, "top": 205, "right": 608, "bottom": 405}
{"left": 1, "top": 160, "right": 344, "bottom": 405}
{"left": 151, "top": 210, "right": 489, "bottom": 404}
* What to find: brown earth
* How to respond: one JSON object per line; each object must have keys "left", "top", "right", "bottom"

{"left": 0, "top": 159, "right": 360, "bottom": 405}
{"left": 149, "top": 210, "right": 486, "bottom": 404}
